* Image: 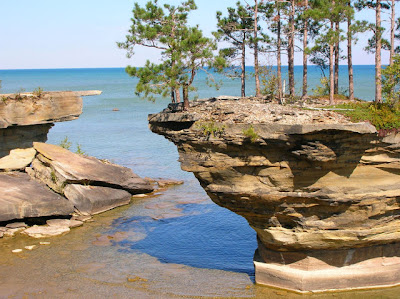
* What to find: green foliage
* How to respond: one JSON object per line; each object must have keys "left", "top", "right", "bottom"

{"left": 198, "top": 121, "right": 225, "bottom": 138}
{"left": 76, "top": 144, "right": 86, "bottom": 155}
{"left": 33, "top": 87, "right": 44, "bottom": 98}
{"left": 59, "top": 137, "right": 72, "bottom": 150}
{"left": 312, "top": 77, "right": 330, "bottom": 96}
{"left": 382, "top": 54, "right": 400, "bottom": 107}
{"left": 259, "top": 66, "right": 279, "bottom": 98}
{"left": 118, "top": 0, "right": 217, "bottom": 105}
{"left": 243, "top": 126, "right": 259, "bottom": 143}
{"left": 50, "top": 170, "right": 57, "bottom": 183}
{"left": 334, "top": 102, "right": 400, "bottom": 130}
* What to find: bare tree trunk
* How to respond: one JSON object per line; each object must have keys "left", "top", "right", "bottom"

{"left": 171, "top": 88, "right": 176, "bottom": 103}
{"left": 302, "top": 0, "right": 308, "bottom": 100}
{"left": 183, "top": 84, "right": 189, "bottom": 111}
{"left": 375, "top": 0, "right": 382, "bottom": 103}
{"left": 288, "top": 0, "right": 295, "bottom": 96}
{"left": 390, "top": 0, "right": 395, "bottom": 66}
{"left": 334, "top": 21, "right": 340, "bottom": 95}
{"left": 347, "top": 8, "right": 354, "bottom": 101}
{"left": 175, "top": 89, "right": 181, "bottom": 103}
{"left": 254, "top": 0, "right": 261, "bottom": 97}
{"left": 277, "top": 2, "right": 282, "bottom": 101}
{"left": 330, "top": 21, "right": 335, "bottom": 105}
{"left": 241, "top": 33, "right": 246, "bottom": 97}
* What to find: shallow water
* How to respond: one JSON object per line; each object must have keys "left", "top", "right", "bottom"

{"left": 0, "top": 68, "right": 399, "bottom": 298}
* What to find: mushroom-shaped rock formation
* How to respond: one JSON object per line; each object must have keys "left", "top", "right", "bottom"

{"left": 149, "top": 97, "right": 400, "bottom": 293}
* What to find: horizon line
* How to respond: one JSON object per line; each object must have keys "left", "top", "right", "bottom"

{"left": 0, "top": 64, "right": 379, "bottom": 71}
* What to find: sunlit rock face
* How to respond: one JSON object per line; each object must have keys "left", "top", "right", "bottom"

{"left": 0, "top": 91, "right": 101, "bottom": 157}
{"left": 149, "top": 98, "right": 400, "bottom": 292}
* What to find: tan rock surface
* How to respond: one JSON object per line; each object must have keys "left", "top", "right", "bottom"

{"left": 149, "top": 97, "right": 400, "bottom": 291}
{"left": 0, "top": 172, "right": 74, "bottom": 222}
{"left": 0, "top": 148, "right": 36, "bottom": 171}
{"left": 23, "top": 225, "right": 70, "bottom": 238}
{"left": 32, "top": 142, "right": 154, "bottom": 194}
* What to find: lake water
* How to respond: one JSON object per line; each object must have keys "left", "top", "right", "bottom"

{"left": 0, "top": 66, "right": 399, "bottom": 298}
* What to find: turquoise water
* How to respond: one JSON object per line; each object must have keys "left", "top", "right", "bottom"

{"left": 0, "top": 66, "right": 377, "bottom": 287}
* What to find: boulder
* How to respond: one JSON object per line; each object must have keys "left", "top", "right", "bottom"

{"left": 0, "top": 172, "right": 74, "bottom": 222}
{"left": 32, "top": 142, "right": 153, "bottom": 194}
{"left": 23, "top": 225, "right": 70, "bottom": 238}
{"left": 64, "top": 184, "right": 132, "bottom": 215}
{"left": 0, "top": 148, "right": 36, "bottom": 171}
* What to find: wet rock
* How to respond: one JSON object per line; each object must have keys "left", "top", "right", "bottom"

{"left": 0, "top": 232, "right": 3, "bottom": 238}
{"left": 0, "top": 148, "right": 36, "bottom": 171}
{"left": 46, "top": 219, "right": 83, "bottom": 228}
{"left": 64, "top": 184, "right": 132, "bottom": 215}
{"left": 0, "top": 172, "right": 74, "bottom": 222}
{"left": 25, "top": 245, "right": 37, "bottom": 250}
{"left": 23, "top": 225, "right": 70, "bottom": 238}
{"left": 71, "top": 215, "right": 93, "bottom": 222}
{"left": 156, "top": 179, "right": 184, "bottom": 188}
{"left": 5, "top": 222, "right": 28, "bottom": 229}
{"left": 32, "top": 142, "right": 153, "bottom": 195}
{"left": 12, "top": 249, "right": 23, "bottom": 253}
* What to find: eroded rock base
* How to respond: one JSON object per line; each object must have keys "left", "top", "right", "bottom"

{"left": 254, "top": 241, "right": 400, "bottom": 293}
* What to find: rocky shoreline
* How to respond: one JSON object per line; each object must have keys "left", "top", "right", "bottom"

{"left": 149, "top": 96, "right": 400, "bottom": 292}
{"left": 0, "top": 91, "right": 182, "bottom": 240}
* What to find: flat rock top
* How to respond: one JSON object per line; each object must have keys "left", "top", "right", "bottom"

{"left": 188, "top": 97, "right": 353, "bottom": 125}
{"left": 0, "top": 90, "right": 102, "bottom": 129}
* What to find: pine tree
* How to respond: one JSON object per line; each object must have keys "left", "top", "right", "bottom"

{"left": 118, "top": 0, "right": 216, "bottom": 110}
{"left": 215, "top": 2, "right": 254, "bottom": 97}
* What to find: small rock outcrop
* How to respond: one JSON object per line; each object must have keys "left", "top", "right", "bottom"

{"left": 0, "top": 91, "right": 101, "bottom": 157}
{"left": 149, "top": 97, "right": 400, "bottom": 292}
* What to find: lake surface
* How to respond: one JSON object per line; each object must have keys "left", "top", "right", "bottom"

{"left": 0, "top": 67, "right": 399, "bottom": 298}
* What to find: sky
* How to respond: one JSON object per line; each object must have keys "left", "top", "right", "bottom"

{"left": 0, "top": 0, "right": 398, "bottom": 70}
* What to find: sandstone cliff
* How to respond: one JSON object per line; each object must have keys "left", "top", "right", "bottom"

{"left": 149, "top": 97, "right": 400, "bottom": 292}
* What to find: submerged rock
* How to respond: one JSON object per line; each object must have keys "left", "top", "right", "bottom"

{"left": 0, "top": 172, "right": 74, "bottom": 222}
{"left": 23, "top": 225, "right": 70, "bottom": 238}
{"left": 149, "top": 97, "right": 400, "bottom": 292}
{"left": 63, "top": 184, "right": 132, "bottom": 215}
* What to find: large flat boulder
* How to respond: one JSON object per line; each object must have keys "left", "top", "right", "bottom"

{"left": 64, "top": 184, "right": 132, "bottom": 215}
{"left": 0, "top": 148, "right": 36, "bottom": 171}
{"left": 32, "top": 142, "right": 153, "bottom": 194}
{"left": 0, "top": 172, "right": 74, "bottom": 222}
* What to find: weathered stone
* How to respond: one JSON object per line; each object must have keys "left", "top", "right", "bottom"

{"left": 0, "top": 92, "right": 83, "bottom": 129}
{"left": 23, "top": 225, "right": 70, "bottom": 238}
{"left": 156, "top": 179, "right": 184, "bottom": 188}
{"left": 64, "top": 184, "right": 132, "bottom": 215}
{"left": 32, "top": 142, "right": 153, "bottom": 194}
{"left": 0, "top": 124, "right": 52, "bottom": 158}
{"left": 4, "top": 227, "right": 25, "bottom": 237}
{"left": 46, "top": 219, "right": 83, "bottom": 228}
{"left": 5, "top": 222, "right": 28, "bottom": 229}
{"left": 0, "top": 148, "right": 36, "bottom": 171}
{"left": 148, "top": 97, "right": 400, "bottom": 292}
{"left": 0, "top": 172, "right": 74, "bottom": 222}
{"left": 0, "top": 232, "right": 3, "bottom": 238}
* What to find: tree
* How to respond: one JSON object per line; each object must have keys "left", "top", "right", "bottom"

{"left": 355, "top": 0, "right": 391, "bottom": 103}
{"left": 215, "top": 2, "right": 254, "bottom": 97}
{"left": 382, "top": 53, "right": 400, "bottom": 106}
{"left": 118, "top": 0, "right": 216, "bottom": 110}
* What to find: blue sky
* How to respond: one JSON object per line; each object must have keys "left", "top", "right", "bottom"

{"left": 0, "top": 0, "right": 397, "bottom": 69}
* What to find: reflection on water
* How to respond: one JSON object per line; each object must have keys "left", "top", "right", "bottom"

{"left": 1, "top": 183, "right": 400, "bottom": 298}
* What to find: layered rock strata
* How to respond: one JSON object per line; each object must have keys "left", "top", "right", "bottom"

{"left": 0, "top": 91, "right": 101, "bottom": 157}
{"left": 149, "top": 97, "right": 400, "bottom": 292}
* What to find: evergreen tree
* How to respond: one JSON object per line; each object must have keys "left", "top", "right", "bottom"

{"left": 118, "top": 0, "right": 216, "bottom": 110}
{"left": 215, "top": 2, "right": 254, "bottom": 97}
